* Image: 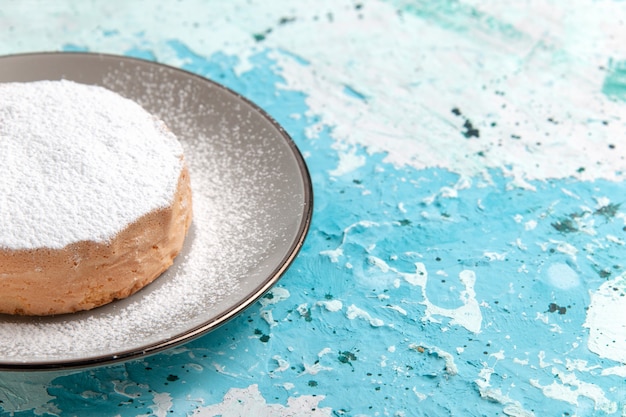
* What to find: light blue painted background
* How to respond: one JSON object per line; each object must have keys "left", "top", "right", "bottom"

{"left": 1, "top": 1, "right": 626, "bottom": 416}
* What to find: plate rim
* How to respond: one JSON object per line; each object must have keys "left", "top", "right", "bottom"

{"left": 0, "top": 51, "right": 314, "bottom": 371}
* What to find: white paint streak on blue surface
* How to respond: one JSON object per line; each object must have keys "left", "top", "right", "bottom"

{"left": 2, "top": 0, "right": 626, "bottom": 415}
{"left": 475, "top": 364, "right": 535, "bottom": 417}
{"left": 192, "top": 385, "right": 332, "bottom": 417}
{"left": 584, "top": 273, "right": 626, "bottom": 363}
{"left": 328, "top": 145, "right": 366, "bottom": 177}
{"left": 346, "top": 305, "right": 385, "bottom": 327}
{"left": 422, "top": 270, "right": 482, "bottom": 334}
{"left": 316, "top": 300, "right": 343, "bottom": 312}
{"left": 530, "top": 372, "right": 617, "bottom": 414}
{"left": 0, "top": 373, "right": 61, "bottom": 415}
{"left": 409, "top": 343, "right": 458, "bottom": 376}
{"left": 396, "top": 261, "right": 482, "bottom": 333}
{"left": 148, "top": 392, "right": 173, "bottom": 417}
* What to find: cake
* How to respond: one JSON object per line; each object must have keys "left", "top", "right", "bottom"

{"left": 0, "top": 80, "right": 193, "bottom": 316}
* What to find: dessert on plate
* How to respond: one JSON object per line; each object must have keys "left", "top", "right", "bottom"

{"left": 0, "top": 80, "right": 193, "bottom": 316}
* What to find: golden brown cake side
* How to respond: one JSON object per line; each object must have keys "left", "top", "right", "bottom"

{"left": 0, "top": 166, "right": 192, "bottom": 316}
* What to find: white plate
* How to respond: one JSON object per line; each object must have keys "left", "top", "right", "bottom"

{"left": 0, "top": 52, "right": 313, "bottom": 370}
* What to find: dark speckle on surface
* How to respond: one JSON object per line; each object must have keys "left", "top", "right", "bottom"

{"left": 547, "top": 303, "right": 567, "bottom": 315}
{"left": 594, "top": 202, "right": 620, "bottom": 219}
{"left": 450, "top": 107, "right": 480, "bottom": 138}
{"left": 278, "top": 16, "right": 296, "bottom": 25}
{"left": 338, "top": 351, "right": 357, "bottom": 365}
{"left": 462, "top": 119, "right": 480, "bottom": 138}
{"left": 551, "top": 218, "right": 578, "bottom": 233}
{"left": 5, "top": 3, "right": 626, "bottom": 417}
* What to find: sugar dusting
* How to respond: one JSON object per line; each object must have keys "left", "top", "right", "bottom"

{"left": 0, "top": 80, "right": 183, "bottom": 249}
{"left": 0, "top": 63, "right": 302, "bottom": 363}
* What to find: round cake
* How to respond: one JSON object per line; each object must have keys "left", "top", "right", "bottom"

{"left": 0, "top": 80, "right": 193, "bottom": 316}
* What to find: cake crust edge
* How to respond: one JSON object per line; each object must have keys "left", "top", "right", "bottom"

{"left": 0, "top": 165, "right": 193, "bottom": 316}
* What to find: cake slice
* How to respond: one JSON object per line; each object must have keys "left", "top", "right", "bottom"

{"left": 0, "top": 80, "right": 193, "bottom": 315}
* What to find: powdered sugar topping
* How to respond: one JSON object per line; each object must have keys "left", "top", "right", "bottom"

{"left": 0, "top": 58, "right": 310, "bottom": 364}
{"left": 0, "top": 80, "right": 184, "bottom": 249}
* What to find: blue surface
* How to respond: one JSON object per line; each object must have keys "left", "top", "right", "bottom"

{"left": 2, "top": 1, "right": 626, "bottom": 416}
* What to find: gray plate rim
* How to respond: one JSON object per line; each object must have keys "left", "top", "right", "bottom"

{"left": 0, "top": 52, "right": 313, "bottom": 371}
